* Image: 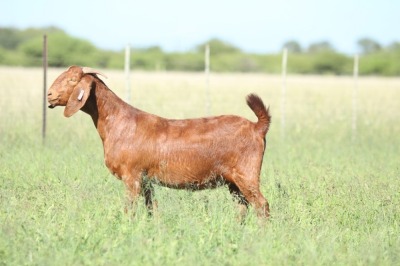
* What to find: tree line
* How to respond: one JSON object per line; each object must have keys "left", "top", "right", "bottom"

{"left": 1, "top": 27, "right": 399, "bottom": 76}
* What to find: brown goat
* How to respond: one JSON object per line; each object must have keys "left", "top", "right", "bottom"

{"left": 48, "top": 66, "right": 271, "bottom": 218}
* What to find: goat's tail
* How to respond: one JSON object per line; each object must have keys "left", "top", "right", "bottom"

{"left": 246, "top": 94, "right": 271, "bottom": 136}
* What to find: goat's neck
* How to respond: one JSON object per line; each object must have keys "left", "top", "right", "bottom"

{"left": 81, "top": 80, "right": 134, "bottom": 142}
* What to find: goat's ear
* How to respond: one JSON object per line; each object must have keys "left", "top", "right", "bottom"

{"left": 64, "top": 75, "right": 93, "bottom": 117}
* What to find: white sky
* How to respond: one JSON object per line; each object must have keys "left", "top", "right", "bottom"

{"left": 1, "top": 0, "right": 399, "bottom": 53}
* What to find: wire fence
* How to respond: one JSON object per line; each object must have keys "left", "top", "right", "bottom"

{"left": 38, "top": 36, "right": 361, "bottom": 145}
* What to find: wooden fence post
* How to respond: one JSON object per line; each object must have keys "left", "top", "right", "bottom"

{"left": 205, "top": 44, "right": 210, "bottom": 115}
{"left": 125, "top": 44, "right": 131, "bottom": 104}
{"left": 352, "top": 54, "right": 359, "bottom": 142}
{"left": 42, "top": 34, "right": 48, "bottom": 145}
{"left": 281, "top": 48, "right": 288, "bottom": 140}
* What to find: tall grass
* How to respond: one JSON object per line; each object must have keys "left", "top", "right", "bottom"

{"left": 1, "top": 67, "right": 399, "bottom": 265}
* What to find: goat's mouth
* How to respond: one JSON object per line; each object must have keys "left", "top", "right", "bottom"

{"left": 47, "top": 98, "right": 58, "bottom": 108}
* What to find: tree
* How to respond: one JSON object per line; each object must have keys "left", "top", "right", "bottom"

{"left": 0, "top": 26, "right": 64, "bottom": 50}
{"left": 282, "top": 40, "right": 302, "bottom": 53}
{"left": 18, "top": 32, "right": 103, "bottom": 67}
{"left": 357, "top": 38, "right": 381, "bottom": 54}
{"left": 196, "top": 38, "right": 241, "bottom": 56}
{"left": 308, "top": 41, "right": 335, "bottom": 53}
{"left": 387, "top": 42, "right": 400, "bottom": 52}
{"left": 0, "top": 27, "right": 22, "bottom": 50}
{"left": 311, "top": 52, "right": 351, "bottom": 74}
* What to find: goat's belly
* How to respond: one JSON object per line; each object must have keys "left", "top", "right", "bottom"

{"left": 154, "top": 176, "right": 226, "bottom": 190}
{"left": 147, "top": 169, "right": 226, "bottom": 190}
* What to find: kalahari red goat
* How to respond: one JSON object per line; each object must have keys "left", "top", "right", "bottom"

{"left": 47, "top": 66, "right": 271, "bottom": 218}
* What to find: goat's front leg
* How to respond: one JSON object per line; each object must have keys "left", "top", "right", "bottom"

{"left": 141, "top": 179, "right": 158, "bottom": 216}
{"left": 123, "top": 175, "right": 142, "bottom": 215}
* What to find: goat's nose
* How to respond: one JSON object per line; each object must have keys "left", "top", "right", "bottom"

{"left": 47, "top": 92, "right": 52, "bottom": 96}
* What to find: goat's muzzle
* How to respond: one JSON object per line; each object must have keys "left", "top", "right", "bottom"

{"left": 47, "top": 97, "right": 58, "bottom": 108}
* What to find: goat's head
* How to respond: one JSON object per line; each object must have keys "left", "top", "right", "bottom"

{"left": 47, "top": 66, "right": 106, "bottom": 117}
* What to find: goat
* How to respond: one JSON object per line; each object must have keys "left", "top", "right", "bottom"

{"left": 47, "top": 66, "right": 271, "bottom": 219}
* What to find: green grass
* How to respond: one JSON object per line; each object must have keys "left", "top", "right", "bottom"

{"left": 1, "top": 67, "right": 399, "bottom": 265}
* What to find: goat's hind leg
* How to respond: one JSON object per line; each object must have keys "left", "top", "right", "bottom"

{"left": 228, "top": 183, "right": 249, "bottom": 221}
{"left": 229, "top": 172, "right": 270, "bottom": 219}
{"left": 241, "top": 184, "right": 270, "bottom": 219}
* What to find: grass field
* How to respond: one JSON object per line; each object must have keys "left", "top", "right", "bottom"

{"left": 1, "top": 67, "right": 399, "bottom": 265}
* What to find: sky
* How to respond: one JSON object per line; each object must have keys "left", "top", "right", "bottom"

{"left": 1, "top": 0, "right": 399, "bottom": 54}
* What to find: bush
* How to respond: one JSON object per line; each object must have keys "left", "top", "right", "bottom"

{"left": 131, "top": 48, "right": 165, "bottom": 71}
{"left": 165, "top": 52, "right": 203, "bottom": 71}
{"left": 360, "top": 51, "right": 400, "bottom": 76}
{"left": 310, "top": 52, "right": 352, "bottom": 75}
